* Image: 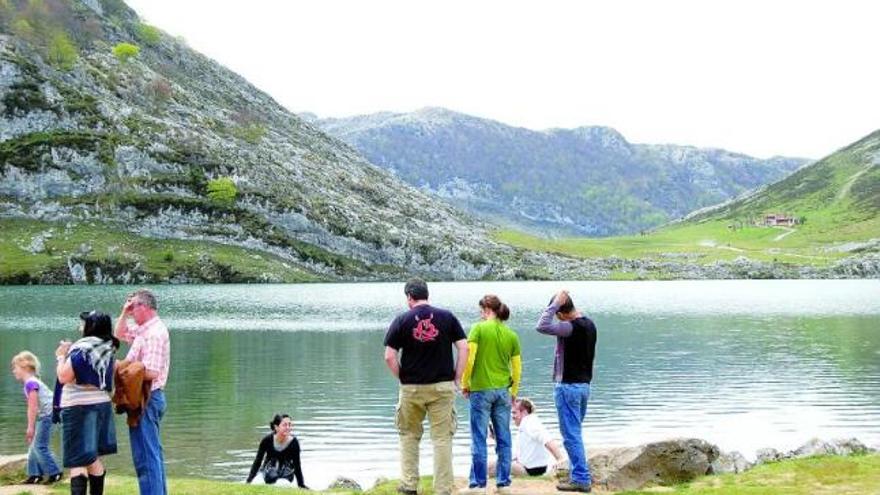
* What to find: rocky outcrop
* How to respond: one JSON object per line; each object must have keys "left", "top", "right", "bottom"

{"left": 0, "top": 5, "right": 518, "bottom": 282}
{"left": 588, "top": 438, "right": 720, "bottom": 491}
{"left": 753, "top": 437, "right": 873, "bottom": 465}
{"left": 328, "top": 476, "right": 362, "bottom": 491}
{"left": 791, "top": 437, "right": 870, "bottom": 458}
{"left": 710, "top": 450, "right": 752, "bottom": 474}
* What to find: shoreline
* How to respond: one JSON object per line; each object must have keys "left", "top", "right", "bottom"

{"left": 3, "top": 437, "right": 877, "bottom": 493}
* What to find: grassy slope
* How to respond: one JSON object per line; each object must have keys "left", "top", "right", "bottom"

{"left": 496, "top": 130, "right": 880, "bottom": 272}
{"left": 0, "top": 218, "right": 321, "bottom": 283}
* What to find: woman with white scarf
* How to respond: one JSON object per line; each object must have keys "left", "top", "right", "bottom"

{"left": 55, "top": 311, "right": 120, "bottom": 495}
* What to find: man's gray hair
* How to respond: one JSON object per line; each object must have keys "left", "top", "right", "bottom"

{"left": 129, "top": 288, "right": 158, "bottom": 310}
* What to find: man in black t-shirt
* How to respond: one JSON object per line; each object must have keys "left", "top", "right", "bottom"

{"left": 384, "top": 278, "right": 468, "bottom": 495}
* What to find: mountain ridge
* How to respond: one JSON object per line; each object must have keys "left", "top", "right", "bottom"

{"left": 312, "top": 108, "right": 810, "bottom": 236}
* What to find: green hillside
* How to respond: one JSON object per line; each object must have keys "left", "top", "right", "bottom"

{"left": 497, "top": 130, "right": 880, "bottom": 275}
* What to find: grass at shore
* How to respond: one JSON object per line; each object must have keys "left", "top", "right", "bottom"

{"left": 4, "top": 454, "right": 877, "bottom": 494}
{"left": 621, "top": 454, "right": 880, "bottom": 494}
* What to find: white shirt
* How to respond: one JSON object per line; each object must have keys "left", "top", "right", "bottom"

{"left": 515, "top": 413, "right": 554, "bottom": 469}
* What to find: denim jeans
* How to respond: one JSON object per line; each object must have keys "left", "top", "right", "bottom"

{"left": 554, "top": 382, "right": 591, "bottom": 484}
{"left": 61, "top": 402, "right": 117, "bottom": 468}
{"left": 129, "top": 390, "right": 167, "bottom": 495}
{"left": 468, "top": 388, "right": 512, "bottom": 488}
{"left": 27, "top": 415, "right": 61, "bottom": 477}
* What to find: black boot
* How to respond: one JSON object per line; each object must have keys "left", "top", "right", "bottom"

{"left": 70, "top": 474, "right": 88, "bottom": 495}
{"left": 88, "top": 472, "right": 105, "bottom": 495}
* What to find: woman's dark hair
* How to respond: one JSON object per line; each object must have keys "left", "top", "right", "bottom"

{"left": 479, "top": 294, "right": 510, "bottom": 321}
{"left": 80, "top": 311, "right": 120, "bottom": 349}
{"left": 269, "top": 413, "right": 291, "bottom": 432}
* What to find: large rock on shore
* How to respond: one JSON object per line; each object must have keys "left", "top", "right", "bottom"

{"left": 0, "top": 454, "right": 27, "bottom": 477}
{"left": 589, "top": 438, "right": 720, "bottom": 491}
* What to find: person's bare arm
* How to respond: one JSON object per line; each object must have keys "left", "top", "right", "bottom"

{"left": 25, "top": 390, "right": 38, "bottom": 443}
{"left": 546, "top": 439, "right": 567, "bottom": 462}
{"left": 384, "top": 346, "right": 400, "bottom": 379}
{"left": 55, "top": 341, "right": 74, "bottom": 384}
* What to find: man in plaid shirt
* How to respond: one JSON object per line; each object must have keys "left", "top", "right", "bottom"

{"left": 115, "top": 289, "right": 170, "bottom": 495}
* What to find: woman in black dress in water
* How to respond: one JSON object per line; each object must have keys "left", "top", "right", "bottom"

{"left": 246, "top": 413, "right": 307, "bottom": 488}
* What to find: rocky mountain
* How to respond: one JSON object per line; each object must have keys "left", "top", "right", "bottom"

{"left": 310, "top": 108, "right": 809, "bottom": 236}
{"left": 0, "top": 0, "right": 547, "bottom": 283}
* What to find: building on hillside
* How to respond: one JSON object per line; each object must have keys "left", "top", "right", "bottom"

{"left": 763, "top": 213, "right": 797, "bottom": 227}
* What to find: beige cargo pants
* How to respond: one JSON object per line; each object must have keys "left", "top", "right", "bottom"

{"left": 395, "top": 380, "right": 457, "bottom": 495}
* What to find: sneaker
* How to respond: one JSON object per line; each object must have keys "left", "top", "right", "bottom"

{"left": 21, "top": 475, "right": 43, "bottom": 484}
{"left": 495, "top": 485, "right": 512, "bottom": 495}
{"left": 46, "top": 473, "right": 64, "bottom": 483}
{"left": 459, "top": 487, "right": 486, "bottom": 495}
{"left": 396, "top": 487, "right": 417, "bottom": 495}
{"left": 556, "top": 480, "right": 592, "bottom": 492}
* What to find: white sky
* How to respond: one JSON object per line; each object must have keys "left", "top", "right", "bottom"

{"left": 125, "top": 0, "right": 879, "bottom": 159}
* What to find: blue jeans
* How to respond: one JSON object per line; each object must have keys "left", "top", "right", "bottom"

{"left": 468, "top": 388, "right": 512, "bottom": 488}
{"left": 129, "top": 390, "right": 167, "bottom": 495}
{"left": 27, "top": 415, "right": 61, "bottom": 477}
{"left": 554, "top": 382, "right": 591, "bottom": 485}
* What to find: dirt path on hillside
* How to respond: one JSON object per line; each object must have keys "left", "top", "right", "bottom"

{"left": 836, "top": 163, "right": 875, "bottom": 201}
{"left": 772, "top": 227, "right": 795, "bottom": 241}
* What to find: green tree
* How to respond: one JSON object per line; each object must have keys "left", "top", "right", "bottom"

{"left": 206, "top": 177, "right": 237, "bottom": 205}
{"left": 47, "top": 31, "right": 78, "bottom": 70}
{"left": 112, "top": 42, "right": 140, "bottom": 62}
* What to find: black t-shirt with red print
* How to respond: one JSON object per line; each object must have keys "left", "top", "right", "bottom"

{"left": 384, "top": 304, "right": 466, "bottom": 385}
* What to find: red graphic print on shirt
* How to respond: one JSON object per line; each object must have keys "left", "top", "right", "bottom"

{"left": 413, "top": 314, "right": 439, "bottom": 342}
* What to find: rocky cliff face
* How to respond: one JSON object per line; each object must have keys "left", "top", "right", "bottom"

{"left": 312, "top": 108, "right": 809, "bottom": 236}
{"left": 0, "top": 0, "right": 528, "bottom": 282}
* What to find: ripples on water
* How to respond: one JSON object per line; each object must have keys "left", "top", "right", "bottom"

{"left": 1, "top": 280, "right": 879, "bottom": 489}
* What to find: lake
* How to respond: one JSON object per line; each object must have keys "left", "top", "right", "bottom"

{"left": 1, "top": 280, "right": 879, "bottom": 489}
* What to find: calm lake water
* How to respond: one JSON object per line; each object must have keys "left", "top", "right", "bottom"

{"left": 1, "top": 280, "right": 879, "bottom": 489}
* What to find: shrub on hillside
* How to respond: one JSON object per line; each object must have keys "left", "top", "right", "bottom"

{"left": 11, "top": 18, "right": 36, "bottom": 41}
{"left": 47, "top": 31, "right": 78, "bottom": 70}
{"left": 206, "top": 177, "right": 237, "bottom": 205}
{"left": 136, "top": 23, "right": 161, "bottom": 45}
{"left": 112, "top": 42, "right": 140, "bottom": 62}
{"left": 231, "top": 123, "right": 267, "bottom": 144}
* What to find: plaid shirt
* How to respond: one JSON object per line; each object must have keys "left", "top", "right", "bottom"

{"left": 121, "top": 316, "right": 170, "bottom": 391}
